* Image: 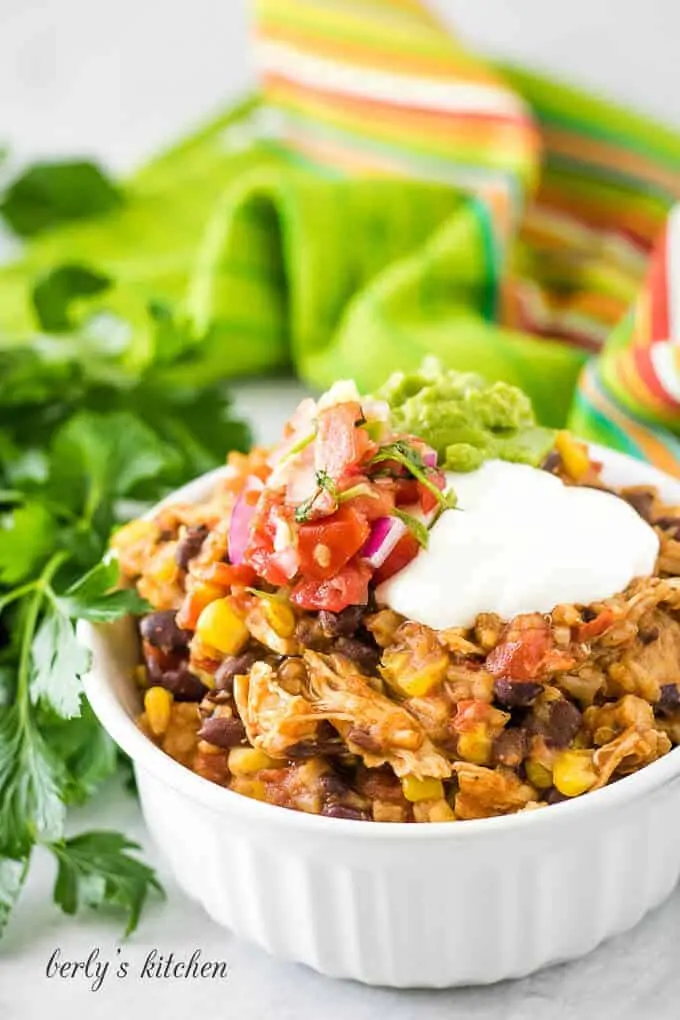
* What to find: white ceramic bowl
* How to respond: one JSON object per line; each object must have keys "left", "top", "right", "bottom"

{"left": 82, "top": 445, "right": 680, "bottom": 988}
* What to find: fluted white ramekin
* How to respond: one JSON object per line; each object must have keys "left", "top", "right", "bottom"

{"left": 82, "top": 445, "right": 680, "bottom": 987}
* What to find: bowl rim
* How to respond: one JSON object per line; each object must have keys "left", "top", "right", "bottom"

{"left": 82, "top": 442, "right": 680, "bottom": 841}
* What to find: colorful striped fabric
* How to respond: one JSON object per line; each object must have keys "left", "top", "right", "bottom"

{"left": 2, "top": 0, "right": 680, "bottom": 475}
{"left": 252, "top": 0, "right": 680, "bottom": 474}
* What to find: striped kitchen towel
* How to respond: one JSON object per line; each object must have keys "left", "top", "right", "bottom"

{"left": 2, "top": 0, "right": 680, "bottom": 473}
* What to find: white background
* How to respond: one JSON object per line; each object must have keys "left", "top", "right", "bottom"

{"left": 3, "top": 2, "right": 680, "bottom": 1017}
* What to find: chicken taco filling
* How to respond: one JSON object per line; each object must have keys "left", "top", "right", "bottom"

{"left": 114, "top": 364, "right": 680, "bottom": 822}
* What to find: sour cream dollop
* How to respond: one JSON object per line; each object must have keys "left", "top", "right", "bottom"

{"left": 377, "top": 460, "right": 659, "bottom": 630}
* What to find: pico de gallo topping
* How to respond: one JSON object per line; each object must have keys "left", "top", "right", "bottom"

{"left": 228, "top": 381, "right": 455, "bottom": 613}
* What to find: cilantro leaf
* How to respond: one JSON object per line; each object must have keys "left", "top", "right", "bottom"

{"left": 0, "top": 856, "right": 29, "bottom": 938}
{"left": 1, "top": 160, "right": 122, "bottom": 237}
{"left": 58, "top": 559, "right": 150, "bottom": 623}
{"left": 30, "top": 606, "right": 89, "bottom": 719}
{"left": 0, "top": 502, "right": 57, "bottom": 584}
{"left": 370, "top": 441, "right": 457, "bottom": 511}
{"left": 32, "top": 264, "right": 111, "bottom": 332}
{"left": 50, "top": 831, "right": 163, "bottom": 935}
{"left": 391, "top": 507, "right": 430, "bottom": 549}
{"left": 294, "top": 469, "right": 339, "bottom": 523}
{"left": 0, "top": 706, "right": 67, "bottom": 858}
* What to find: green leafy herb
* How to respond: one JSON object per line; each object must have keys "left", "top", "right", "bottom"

{"left": 294, "top": 469, "right": 339, "bottom": 523}
{"left": 391, "top": 508, "right": 430, "bottom": 549}
{"left": 0, "top": 502, "right": 56, "bottom": 584}
{"left": 59, "top": 560, "right": 150, "bottom": 623}
{"left": 0, "top": 262, "right": 249, "bottom": 939}
{"left": 0, "top": 857, "right": 29, "bottom": 939}
{"left": 50, "top": 831, "right": 163, "bottom": 936}
{"left": 32, "top": 264, "right": 111, "bottom": 331}
{"left": 369, "top": 440, "right": 457, "bottom": 511}
{"left": 1, "top": 160, "right": 122, "bottom": 237}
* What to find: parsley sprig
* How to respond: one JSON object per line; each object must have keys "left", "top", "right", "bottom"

{"left": 0, "top": 261, "right": 249, "bottom": 938}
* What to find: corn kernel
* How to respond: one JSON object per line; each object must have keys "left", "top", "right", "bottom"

{"left": 401, "top": 775, "right": 445, "bottom": 802}
{"left": 196, "top": 597, "right": 249, "bottom": 655}
{"left": 144, "top": 686, "right": 173, "bottom": 736}
{"left": 263, "top": 599, "right": 296, "bottom": 638}
{"left": 525, "top": 760, "right": 553, "bottom": 789}
{"left": 427, "top": 800, "right": 457, "bottom": 822}
{"left": 230, "top": 777, "right": 267, "bottom": 801}
{"left": 197, "top": 739, "right": 223, "bottom": 755}
{"left": 457, "top": 726, "right": 493, "bottom": 765}
{"left": 228, "top": 746, "right": 280, "bottom": 776}
{"left": 552, "top": 750, "right": 597, "bottom": 798}
{"left": 555, "top": 430, "right": 591, "bottom": 481}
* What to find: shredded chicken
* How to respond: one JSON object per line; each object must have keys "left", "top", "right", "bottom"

{"left": 605, "top": 612, "right": 680, "bottom": 702}
{"left": 233, "top": 662, "right": 320, "bottom": 759}
{"left": 453, "top": 763, "right": 536, "bottom": 820}
{"left": 304, "top": 651, "right": 451, "bottom": 779}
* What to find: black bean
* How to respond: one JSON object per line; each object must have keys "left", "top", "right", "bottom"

{"left": 214, "top": 651, "right": 260, "bottom": 694}
{"left": 658, "top": 684, "right": 680, "bottom": 714}
{"left": 334, "top": 636, "right": 380, "bottom": 674}
{"left": 530, "top": 699, "right": 582, "bottom": 748}
{"left": 322, "top": 803, "right": 369, "bottom": 821}
{"left": 294, "top": 616, "right": 329, "bottom": 650}
{"left": 140, "top": 611, "right": 190, "bottom": 651}
{"left": 492, "top": 728, "right": 527, "bottom": 767}
{"left": 545, "top": 787, "right": 569, "bottom": 805}
{"left": 655, "top": 516, "right": 680, "bottom": 540}
{"left": 622, "top": 489, "right": 654, "bottom": 521}
{"left": 319, "top": 772, "right": 353, "bottom": 799}
{"left": 174, "top": 525, "right": 208, "bottom": 570}
{"left": 494, "top": 679, "right": 542, "bottom": 708}
{"left": 639, "top": 625, "right": 660, "bottom": 645}
{"left": 319, "top": 605, "right": 366, "bottom": 638}
{"left": 158, "top": 666, "right": 206, "bottom": 701}
{"left": 199, "top": 715, "right": 247, "bottom": 749}
{"left": 347, "top": 726, "right": 383, "bottom": 754}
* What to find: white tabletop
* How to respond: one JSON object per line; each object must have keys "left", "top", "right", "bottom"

{"left": 4, "top": 1, "right": 680, "bottom": 1015}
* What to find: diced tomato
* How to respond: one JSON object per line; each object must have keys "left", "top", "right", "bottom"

{"left": 244, "top": 493, "right": 298, "bottom": 586}
{"left": 290, "top": 560, "right": 372, "bottom": 612}
{"left": 176, "top": 582, "right": 224, "bottom": 630}
{"left": 297, "top": 505, "right": 370, "bottom": 580}
{"left": 577, "top": 609, "right": 616, "bottom": 643}
{"left": 316, "top": 402, "right": 374, "bottom": 481}
{"left": 203, "top": 562, "right": 257, "bottom": 588}
{"left": 418, "top": 469, "right": 446, "bottom": 514}
{"left": 452, "top": 700, "right": 494, "bottom": 733}
{"left": 342, "top": 479, "right": 395, "bottom": 522}
{"left": 372, "top": 533, "right": 420, "bottom": 585}
{"left": 394, "top": 479, "right": 420, "bottom": 506}
{"left": 486, "top": 613, "right": 576, "bottom": 679}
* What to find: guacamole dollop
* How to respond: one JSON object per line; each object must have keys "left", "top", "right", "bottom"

{"left": 376, "top": 358, "right": 555, "bottom": 472}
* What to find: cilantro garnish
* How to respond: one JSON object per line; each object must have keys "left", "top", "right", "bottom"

{"left": 369, "top": 441, "right": 457, "bottom": 511}
{"left": 294, "top": 469, "right": 339, "bottom": 523}
{"left": 391, "top": 508, "right": 430, "bottom": 549}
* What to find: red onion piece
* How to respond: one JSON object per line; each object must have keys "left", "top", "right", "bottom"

{"left": 361, "top": 516, "right": 408, "bottom": 568}
{"left": 228, "top": 477, "right": 264, "bottom": 564}
{"left": 422, "top": 448, "right": 438, "bottom": 468}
